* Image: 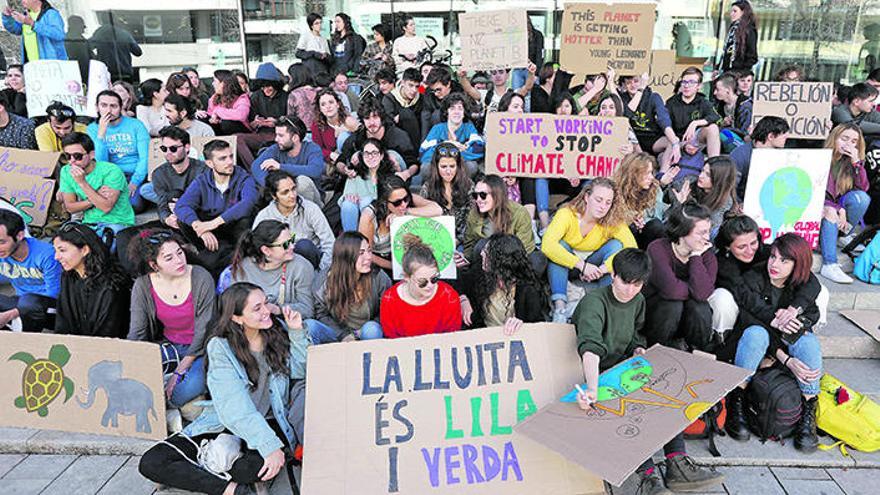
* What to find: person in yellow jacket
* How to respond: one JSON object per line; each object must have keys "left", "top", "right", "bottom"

{"left": 35, "top": 102, "right": 86, "bottom": 152}
{"left": 542, "top": 177, "right": 636, "bottom": 322}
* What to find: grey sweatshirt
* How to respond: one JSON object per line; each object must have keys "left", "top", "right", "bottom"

{"left": 253, "top": 199, "right": 336, "bottom": 273}
{"left": 231, "top": 255, "right": 315, "bottom": 318}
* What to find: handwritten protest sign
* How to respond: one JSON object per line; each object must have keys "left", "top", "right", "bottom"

{"left": 560, "top": 3, "right": 655, "bottom": 75}
{"left": 459, "top": 9, "right": 528, "bottom": 71}
{"left": 301, "top": 324, "right": 604, "bottom": 494}
{"left": 0, "top": 147, "right": 60, "bottom": 226}
{"left": 742, "top": 148, "right": 832, "bottom": 249}
{"left": 485, "top": 112, "right": 629, "bottom": 179}
{"left": 85, "top": 60, "right": 112, "bottom": 118}
{"left": 0, "top": 332, "right": 166, "bottom": 441}
{"left": 391, "top": 215, "right": 456, "bottom": 280}
{"left": 147, "top": 135, "right": 236, "bottom": 178}
{"left": 24, "top": 60, "right": 86, "bottom": 117}
{"left": 649, "top": 50, "right": 677, "bottom": 100}
{"left": 752, "top": 82, "right": 833, "bottom": 139}
{"left": 516, "top": 345, "right": 750, "bottom": 486}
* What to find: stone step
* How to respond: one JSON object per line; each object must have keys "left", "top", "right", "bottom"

{"left": 818, "top": 312, "right": 880, "bottom": 359}
{"left": 823, "top": 278, "right": 880, "bottom": 311}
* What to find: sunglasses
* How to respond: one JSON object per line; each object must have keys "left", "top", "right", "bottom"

{"left": 416, "top": 273, "right": 441, "bottom": 288}
{"left": 388, "top": 196, "right": 410, "bottom": 207}
{"left": 58, "top": 221, "right": 88, "bottom": 240}
{"left": 147, "top": 231, "right": 173, "bottom": 245}
{"left": 159, "top": 145, "right": 183, "bottom": 153}
{"left": 471, "top": 191, "right": 489, "bottom": 200}
{"left": 436, "top": 145, "right": 460, "bottom": 158}
{"left": 268, "top": 233, "right": 296, "bottom": 249}
{"left": 48, "top": 105, "right": 75, "bottom": 119}
{"left": 278, "top": 116, "right": 301, "bottom": 133}
{"left": 61, "top": 152, "right": 86, "bottom": 161}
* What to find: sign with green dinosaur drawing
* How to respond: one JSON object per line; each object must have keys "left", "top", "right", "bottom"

{"left": 1, "top": 332, "right": 166, "bottom": 441}
{"left": 0, "top": 147, "right": 61, "bottom": 227}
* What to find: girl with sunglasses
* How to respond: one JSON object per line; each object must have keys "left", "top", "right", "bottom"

{"left": 127, "top": 229, "right": 213, "bottom": 408}
{"left": 359, "top": 175, "right": 411, "bottom": 272}
{"left": 49, "top": 222, "right": 130, "bottom": 338}
{"left": 228, "top": 220, "right": 316, "bottom": 321}
{"left": 339, "top": 138, "right": 395, "bottom": 231}
{"left": 380, "top": 234, "right": 462, "bottom": 338}
{"left": 307, "top": 231, "right": 390, "bottom": 343}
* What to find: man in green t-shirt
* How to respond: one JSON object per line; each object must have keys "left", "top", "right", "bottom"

{"left": 58, "top": 132, "right": 135, "bottom": 239}
{"left": 571, "top": 248, "right": 724, "bottom": 495}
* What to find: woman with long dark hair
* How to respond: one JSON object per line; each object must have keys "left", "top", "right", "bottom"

{"left": 339, "top": 137, "right": 395, "bottom": 231}
{"left": 359, "top": 175, "right": 411, "bottom": 272}
{"left": 50, "top": 222, "right": 130, "bottom": 337}
{"left": 671, "top": 156, "right": 738, "bottom": 238}
{"left": 330, "top": 13, "right": 364, "bottom": 75}
{"left": 720, "top": 0, "right": 759, "bottom": 71}
{"left": 414, "top": 142, "right": 473, "bottom": 244}
{"left": 166, "top": 71, "right": 203, "bottom": 114}
{"left": 311, "top": 87, "right": 361, "bottom": 163}
{"left": 229, "top": 220, "right": 315, "bottom": 319}
{"left": 127, "top": 229, "right": 213, "bottom": 407}
{"left": 207, "top": 69, "right": 251, "bottom": 135}
{"left": 136, "top": 78, "right": 169, "bottom": 136}
{"left": 139, "top": 282, "right": 308, "bottom": 494}
{"left": 307, "top": 231, "right": 391, "bottom": 343}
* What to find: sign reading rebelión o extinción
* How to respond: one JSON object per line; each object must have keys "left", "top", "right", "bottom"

{"left": 485, "top": 112, "right": 629, "bottom": 179}
{"left": 751, "top": 82, "right": 833, "bottom": 139}
{"left": 560, "top": 3, "right": 655, "bottom": 75}
{"left": 301, "top": 324, "right": 604, "bottom": 494}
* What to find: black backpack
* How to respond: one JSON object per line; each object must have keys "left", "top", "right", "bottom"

{"left": 744, "top": 367, "right": 803, "bottom": 441}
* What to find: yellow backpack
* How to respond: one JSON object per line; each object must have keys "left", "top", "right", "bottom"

{"left": 816, "top": 374, "right": 880, "bottom": 455}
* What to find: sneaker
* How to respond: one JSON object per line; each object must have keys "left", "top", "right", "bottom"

{"left": 551, "top": 307, "right": 569, "bottom": 323}
{"left": 838, "top": 232, "right": 857, "bottom": 249}
{"left": 8, "top": 317, "right": 22, "bottom": 332}
{"left": 820, "top": 264, "right": 853, "bottom": 284}
{"left": 637, "top": 469, "right": 671, "bottom": 495}
{"left": 663, "top": 455, "right": 724, "bottom": 492}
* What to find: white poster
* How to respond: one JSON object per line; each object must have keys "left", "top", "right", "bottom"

{"left": 390, "top": 215, "right": 457, "bottom": 280}
{"left": 23, "top": 60, "right": 86, "bottom": 117}
{"left": 85, "top": 60, "right": 112, "bottom": 118}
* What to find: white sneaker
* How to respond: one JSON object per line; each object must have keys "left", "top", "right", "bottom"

{"left": 551, "top": 307, "right": 569, "bottom": 323}
{"left": 820, "top": 263, "right": 853, "bottom": 284}
{"left": 8, "top": 317, "right": 22, "bottom": 332}
{"left": 838, "top": 233, "right": 857, "bottom": 248}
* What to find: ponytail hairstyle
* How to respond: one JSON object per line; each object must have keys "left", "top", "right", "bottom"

{"left": 401, "top": 233, "right": 437, "bottom": 277}
{"left": 325, "top": 231, "right": 373, "bottom": 322}
{"left": 231, "top": 220, "right": 289, "bottom": 277}
{"left": 209, "top": 282, "right": 290, "bottom": 390}
{"left": 126, "top": 228, "right": 193, "bottom": 276}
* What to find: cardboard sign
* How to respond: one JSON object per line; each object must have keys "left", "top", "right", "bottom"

{"left": 560, "top": 3, "right": 655, "bottom": 76}
{"left": 751, "top": 82, "right": 834, "bottom": 140}
{"left": 840, "top": 310, "right": 880, "bottom": 343}
{"left": 0, "top": 147, "right": 61, "bottom": 226}
{"left": 0, "top": 332, "right": 167, "bottom": 441}
{"left": 649, "top": 50, "right": 677, "bottom": 100}
{"left": 742, "top": 148, "right": 831, "bottom": 249}
{"left": 515, "top": 345, "right": 751, "bottom": 486}
{"left": 24, "top": 60, "right": 87, "bottom": 117}
{"left": 301, "top": 324, "right": 605, "bottom": 494}
{"left": 147, "top": 134, "right": 236, "bottom": 179}
{"left": 391, "top": 215, "right": 457, "bottom": 280}
{"left": 85, "top": 60, "right": 112, "bottom": 118}
{"left": 459, "top": 10, "right": 529, "bottom": 71}
{"left": 484, "top": 112, "right": 629, "bottom": 179}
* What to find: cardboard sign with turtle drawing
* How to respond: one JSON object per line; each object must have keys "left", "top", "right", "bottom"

{"left": 0, "top": 332, "right": 166, "bottom": 441}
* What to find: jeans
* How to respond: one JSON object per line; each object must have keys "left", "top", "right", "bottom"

{"left": 163, "top": 342, "right": 207, "bottom": 408}
{"left": 510, "top": 68, "right": 528, "bottom": 91}
{"left": 735, "top": 325, "right": 822, "bottom": 395}
{"left": 820, "top": 190, "right": 871, "bottom": 264}
{"left": 0, "top": 293, "right": 56, "bottom": 332}
{"left": 547, "top": 239, "right": 622, "bottom": 301}
{"left": 139, "top": 182, "right": 160, "bottom": 204}
{"left": 536, "top": 179, "right": 550, "bottom": 213}
{"left": 90, "top": 222, "right": 127, "bottom": 253}
{"left": 305, "top": 318, "right": 383, "bottom": 344}
{"left": 340, "top": 196, "right": 374, "bottom": 232}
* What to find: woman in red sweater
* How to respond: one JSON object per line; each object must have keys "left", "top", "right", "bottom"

{"left": 310, "top": 88, "right": 360, "bottom": 164}
{"left": 380, "top": 235, "right": 462, "bottom": 338}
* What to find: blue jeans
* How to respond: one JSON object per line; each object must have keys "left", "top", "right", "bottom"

{"left": 340, "top": 196, "right": 373, "bottom": 232}
{"left": 734, "top": 325, "right": 822, "bottom": 395}
{"left": 139, "top": 182, "right": 160, "bottom": 204}
{"left": 90, "top": 222, "right": 126, "bottom": 253}
{"left": 163, "top": 343, "right": 208, "bottom": 408}
{"left": 305, "top": 318, "right": 384, "bottom": 344}
{"left": 510, "top": 68, "right": 528, "bottom": 91}
{"left": 547, "top": 239, "right": 623, "bottom": 301}
{"left": 536, "top": 179, "right": 550, "bottom": 213}
{"left": 820, "top": 190, "right": 871, "bottom": 264}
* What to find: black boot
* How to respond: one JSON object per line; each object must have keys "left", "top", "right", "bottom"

{"left": 795, "top": 396, "right": 819, "bottom": 453}
{"left": 725, "top": 387, "right": 751, "bottom": 441}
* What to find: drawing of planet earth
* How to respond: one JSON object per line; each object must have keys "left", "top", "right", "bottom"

{"left": 759, "top": 166, "right": 812, "bottom": 238}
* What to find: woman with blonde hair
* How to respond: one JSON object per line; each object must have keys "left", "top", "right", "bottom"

{"left": 612, "top": 152, "right": 678, "bottom": 247}
{"left": 819, "top": 123, "right": 870, "bottom": 283}
{"left": 541, "top": 177, "right": 637, "bottom": 322}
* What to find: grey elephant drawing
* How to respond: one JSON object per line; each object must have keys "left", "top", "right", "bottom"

{"left": 77, "top": 360, "right": 158, "bottom": 433}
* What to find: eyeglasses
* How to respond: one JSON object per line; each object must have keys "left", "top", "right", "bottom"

{"left": 416, "top": 273, "right": 441, "bottom": 288}
{"left": 388, "top": 196, "right": 410, "bottom": 207}
{"left": 436, "top": 145, "right": 460, "bottom": 158}
{"left": 471, "top": 191, "right": 489, "bottom": 200}
{"left": 159, "top": 145, "right": 183, "bottom": 153}
{"left": 680, "top": 80, "right": 701, "bottom": 87}
{"left": 147, "top": 231, "right": 173, "bottom": 245}
{"left": 61, "top": 152, "right": 86, "bottom": 161}
{"left": 431, "top": 87, "right": 445, "bottom": 95}
{"left": 268, "top": 233, "right": 296, "bottom": 249}
{"left": 362, "top": 150, "right": 381, "bottom": 158}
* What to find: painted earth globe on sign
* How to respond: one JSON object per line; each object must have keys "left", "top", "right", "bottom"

{"left": 759, "top": 166, "right": 812, "bottom": 237}
{"left": 392, "top": 217, "right": 455, "bottom": 272}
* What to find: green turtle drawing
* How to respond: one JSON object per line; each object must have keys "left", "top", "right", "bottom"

{"left": 9, "top": 344, "right": 75, "bottom": 417}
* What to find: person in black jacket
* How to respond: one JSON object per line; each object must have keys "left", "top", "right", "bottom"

{"left": 382, "top": 67, "right": 423, "bottom": 151}
{"left": 727, "top": 234, "right": 823, "bottom": 453}
{"left": 666, "top": 67, "right": 722, "bottom": 162}
{"left": 49, "top": 221, "right": 131, "bottom": 338}
{"left": 330, "top": 13, "right": 365, "bottom": 75}
{"left": 336, "top": 97, "right": 418, "bottom": 181}
{"left": 719, "top": 0, "right": 759, "bottom": 72}
{"left": 460, "top": 233, "right": 548, "bottom": 331}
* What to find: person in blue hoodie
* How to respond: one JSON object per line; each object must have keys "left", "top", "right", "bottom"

{"left": 0, "top": 209, "right": 61, "bottom": 332}
{"left": 419, "top": 92, "right": 484, "bottom": 178}
{"left": 2, "top": 0, "right": 67, "bottom": 62}
{"left": 86, "top": 90, "right": 151, "bottom": 212}
{"left": 250, "top": 115, "right": 324, "bottom": 204}
{"left": 176, "top": 139, "right": 259, "bottom": 279}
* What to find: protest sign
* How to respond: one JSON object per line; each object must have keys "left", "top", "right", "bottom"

{"left": 147, "top": 134, "right": 236, "bottom": 178}
{"left": 391, "top": 215, "right": 456, "bottom": 280}
{"left": 840, "top": 310, "right": 880, "bottom": 343}
{"left": 85, "top": 60, "right": 112, "bottom": 118}
{"left": 459, "top": 10, "right": 529, "bottom": 71}
{"left": 0, "top": 332, "right": 166, "bottom": 441}
{"left": 301, "top": 324, "right": 605, "bottom": 494}
{"left": 751, "top": 82, "right": 833, "bottom": 139}
{"left": 649, "top": 50, "right": 677, "bottom": 100}
{"left": 0, "top": 147, "right": 60, "bottom": 226}
{"left": 516, "top": 345, "right": 750, "bottom": 487}
{"left": 560, "top": 3, "right": 655, "bottom": 75}
{"left": 24, "top": 60, "right": 86, "bottom": 117}
{"left": 485, "top": 112, "right": 629, "bottom": 179}
{"left": 742, "top": 148, "right": 831, "bottom": 249}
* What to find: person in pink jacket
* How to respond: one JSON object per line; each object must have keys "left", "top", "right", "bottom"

{"left": 206, "top": 69, "right": 251, "bottom": 135}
